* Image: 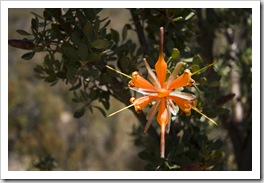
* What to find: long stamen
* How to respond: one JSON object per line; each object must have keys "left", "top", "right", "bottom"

{"left": 106, "top": 65, "right": 132, "bottom": 79}
{"left": 108, "top": 103, "right": 134, "bottom": 117}
{"left": 191, "top": 62, "right": 215, "bottom": 76}
{"left": 191, "top": 107, "right": 218, "bottom": 126}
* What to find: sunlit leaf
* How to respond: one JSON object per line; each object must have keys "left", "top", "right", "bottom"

{"left": 171, "top": 48, "right": 180, "bottom": 60}
{"left": 185, "top": 12, "right": 195, "bottom": 20}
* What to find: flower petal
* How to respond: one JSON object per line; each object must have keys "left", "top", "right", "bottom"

{"left": 130, "top": 96, "right": 157, "bottom": 113}
{"left": 167, "top": 69, "right": 195, "bottom": 91}
{"left": 130, "top": 71, "right": 157, "bottom": 91}
{"left": 166, "top": 61, "right": 184, "bottom": 89}
{"left": 144, "top": 99, "right": 161, "bottom": 133}
{"left": 143, "top": 58, "right": 161, "bottom": 89}
{"left": 155, "top": 27, "right": 167, "bottom": 88}
{"left": 169, "top": 91, "right": 196, "bottom": 101}
{"left": 168, "top": 94, "right": 196, "bottom": 115}
{"left": 167, "top": 98, "right": 179, "bottom": 116}
{"left": 129, "top": 87, "right": 158, "bottom": 96}
{"left": 157, "top": 98, "right": 169, "bottom": 126}
{"left": 166, "top": 110, "right": 171, "bottom": 134}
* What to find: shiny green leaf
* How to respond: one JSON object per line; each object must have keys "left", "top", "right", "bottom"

{"left": 173, "top": 16, "right": 183, "bottom": 22}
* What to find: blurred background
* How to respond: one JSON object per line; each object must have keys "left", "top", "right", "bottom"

{"left": 8, "top": 8, "right": 145, "bottom": 171}
{"left": 8, "top": 8, "right": 252, "bottom": 171}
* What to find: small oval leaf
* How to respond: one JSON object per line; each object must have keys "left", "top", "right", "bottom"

{"left": 74, "top": 107, "right": 85, "bottom": 118}
{"left": 21, "top": 51, "right": 35, "bottom": 60}
{"left": 171, "top": 48, "right": 180, "bottom": 60}
{"left": 16, "top": 29, "right": 31, "bottom": 36}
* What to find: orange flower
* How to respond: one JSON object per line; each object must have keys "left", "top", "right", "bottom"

{"left": 107, "top": 27, "right": 217, "bottom": 158}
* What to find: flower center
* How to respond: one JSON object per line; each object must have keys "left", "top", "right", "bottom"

{"left": 158, "top": 88, "right": 170, "bottom": 98}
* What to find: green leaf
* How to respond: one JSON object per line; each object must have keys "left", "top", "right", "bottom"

{"left": 192, "top": 55, "right": 202, "bottom": 65}
{"left": 56, "top": 71, "right": 66, "bottom": 79}
{"left": 34, "top": 65, "right": 44, "bottom": 74}
{"left": 62, "top": 46, "right": 78, "bottom": 59}
{"left": 118, "top": 56, "right": 129, "bottom": 73}
{"left": 67, "top": 67, "right": 78, "bottom": 83}
{"left": 101, "top": 19, "right": 111, "bottom": 29}
{"left": 122, "top": 24, "right": 131, "bottom": 41}
{"left": 171, "top": 48, "right": 180, "bottom": 60}
{"left": 16, "top": 30, "right": 31, "bottom": 36}
{"left": 69, "top": 78, "right": 82, "bottom": 91}
{"left": 182, "top": 57, "right": 193, "bottom": 63}
{"left": 173, "top": 16, "right": 183, "bottom": 22}
{"left": 80, "top": 69, "right": 90, "bottom": 79}
{"left": 191, "top": 64, "right": 200, "bottom": 73}
{"left": 71, "top": 30, "right": 82, "bottom": 46}
{"left": 74, "top": 107, "right": 85, "bottom": 118}
{"left": 43, "top": 10, "right": 52, "bottom": 21}
{"left": 44, "top": 54, "right": 53, "bottom": 69}
{"left": 75, "top": 10, "right": 86, "bottom": 27}
{"left": 110, "top": 28, "right": 119, "bottom": 44}
{"left": 185, "top": 12, "right": 195, "bottom": 21}
{"left": 83, "top": 9, "right": 96, "bottom": 22}
{"left": 91, "top": 39, "right": 109, "bottom": 49}
{"left": 31, "top": 18, "right": 38, "bottom": 32}
{"left": 90, "top": 68, "right": 100, "bottom": 79}
{"left": 78, "top": 43, "right": 88, "bottom": 59}
{"left": 21, "top": 51, "right": 35, "bottom": 60}
{"left": 199, "top": 77, "right": 207, "bottom": 86}
{"left": 87, "top": 52, "right": 101, "bottom": 62}
{"left": 83, "top": 22, "right": 94, "bottom": 40}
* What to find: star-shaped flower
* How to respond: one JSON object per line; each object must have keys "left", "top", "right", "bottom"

{"left": 108, "top": 27, "right": 217, "bottom": 158}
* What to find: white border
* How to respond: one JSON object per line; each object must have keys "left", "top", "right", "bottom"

{"left": 1, "top": 1, "right": 260, "bottom": 180}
